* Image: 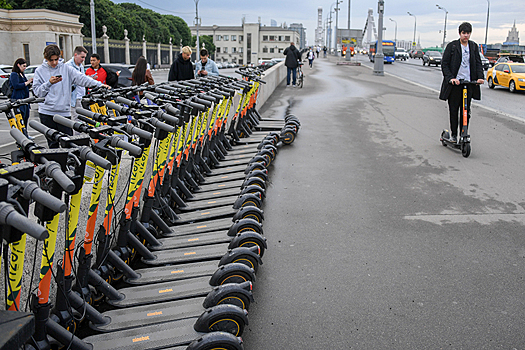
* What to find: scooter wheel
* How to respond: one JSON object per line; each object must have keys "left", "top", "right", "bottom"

{"left": 462, "top": 143, "right": 471, "bottom": 158}
{"left": 440, "top": 131, "right": 447, "bottom": 147}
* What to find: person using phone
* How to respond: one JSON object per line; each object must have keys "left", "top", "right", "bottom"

{"left": 32, "top": 44, "right": 111, "bottom": 148}
{"left": 194, "top": 48, "right": 219, "bottom": 78}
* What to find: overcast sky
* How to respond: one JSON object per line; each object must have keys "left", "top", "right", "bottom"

{"left": 113, "top": 0, "right": 524, "bottom": 47}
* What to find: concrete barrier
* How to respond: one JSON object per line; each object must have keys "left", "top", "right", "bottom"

{"left": 258, "top": 61, "right": 286, "bottom": 108}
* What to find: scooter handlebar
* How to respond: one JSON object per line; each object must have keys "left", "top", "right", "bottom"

{"left": 108, "top": 136, "right": 142, "bottom": 157}
{"left": 147, "top": 117, "right": 176, "bottom": 133}
{"left": 105, "top": 101, "right": 127, "bottom": 114}
{"left": 121, "top": 123, "right": 153, "bottom": 140}
{"left": 45, "top": 161, "right": 75, "bottom": 193}
{"left": 0, "top": 202, "right": 49, "bottom": 241}
{"left": 19, "top": 180, "right": 67, "bottom": 213}
{"left": 78, "top": 146, "right": 112, "bottom": 170}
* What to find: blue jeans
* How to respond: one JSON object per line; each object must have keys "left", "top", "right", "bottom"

{"left": 287, "top": 67, "right": 297, "bottom": 86}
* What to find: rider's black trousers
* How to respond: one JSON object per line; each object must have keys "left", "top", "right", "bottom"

{"left": 447, "top": 84, "right": 472, "bottom": 137}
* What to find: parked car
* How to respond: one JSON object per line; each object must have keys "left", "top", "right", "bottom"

{"left": 422, "top": 51, "right": 442, "bottom": 66}
{"left": 412, "top": 50, "right": 425, "bottom": 59}
{"left": 486, "top": 62, "right": 525, "bottom": 93}
{"left": 24, "top": 65, "right": 39, "bottom": 81}
{"left": 479, "top": 53, "right": 490, "bottom": 70}
{"left": 84, "top": 63, "right": 134, "bottom": 87}
{"left": 0, "top": 64, "right": 11, "bottom": 88}
{"left": 395, "top": 48, "right": 409, "bottom": 61}
{"left": 494, "top": 54, "right": 524, "bottom": 65}
{"left": 216, "top": 62, "right": 223, "bottom": 69}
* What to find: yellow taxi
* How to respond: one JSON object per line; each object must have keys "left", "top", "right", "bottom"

{"left": 486, "top": 62, "right": 525, "bottom": 93}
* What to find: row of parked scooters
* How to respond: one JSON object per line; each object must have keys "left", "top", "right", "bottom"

{"left": 0, "top": 68, "right": 300, "bottom": 349}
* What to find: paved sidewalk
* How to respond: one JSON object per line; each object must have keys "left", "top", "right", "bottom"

{"left": 243, "top": 55, "right": 525, "bottom": 349}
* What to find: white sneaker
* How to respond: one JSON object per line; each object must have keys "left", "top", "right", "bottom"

{"left": 286, "top": 85, "right": 291, "bottom": 88}
{"left": 293, "top": 85, "right": 297, "bottom": 88}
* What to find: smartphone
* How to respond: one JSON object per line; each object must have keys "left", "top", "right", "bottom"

{"left": 55, "top": 75, "right": 62, "bottom": 78}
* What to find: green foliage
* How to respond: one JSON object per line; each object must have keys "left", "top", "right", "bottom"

{"left": 0, "top": 0, "right": 13, "bottom": 9}
{"left": 13, "top": 0, "right": 190, "bottom": 45}
{"left": 192, "top": 35, "right": 215, "bottom": 54}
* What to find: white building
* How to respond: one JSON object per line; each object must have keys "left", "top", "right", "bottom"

{"left": 190, "top": 23, "right": 300, "bottom": 65}
{"left": 0, "top": 9, "right": 83, "bottom": 66}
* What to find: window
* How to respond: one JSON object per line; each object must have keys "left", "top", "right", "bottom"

{"left": 231, "top": 35, "right": 237, "bottom": 41}
{"left": 278, "top": 36, "right": 283, "bottom": 41}
{"left": 269, "top": 48, "right": 274, "bottom": 53}
{"left": 285, "top": 36, "right": 290, "bottom": 41}
{"left": 239, "top": 59, "right": 243, "bottom": 65}
{"left": 224, "top": 35, "right": 229, "bottom": 41}
{"left": 224, "top": 47, "right": 228, "bottom": 53}
{"left": 269, "top": 35, "right": 276, "bottom": 41}
{"left": 216, "top": 35, "right": 222, "bottom": 41}
{"left": 232, "top": 47, "right": 237, "bottom": 53}
{"left": 239, "top": 35, "right": 244, "bottom": 42}
{"left": 278, "top": 48, "right": 284, "bottom": 53}
{"left": 263, "top": 35, "right": 268, "bottom": 41}
{"left": 239, "top": 47, "right": 243, "bottom": 53}
{"left": 23, "top": 44, "right": 30, "bottom": 65}
{"left": 263, "top": 47, "right": 268, "bottom": 53}
{"left": 216, "top": 47, "right": 221, "bottom": 53}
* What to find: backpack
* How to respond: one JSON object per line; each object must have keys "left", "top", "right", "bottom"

{"left": 1, "top": 78, "right": 12, "bottom": 98}
{"left": 102, "top": 66, "right": 119, "bottom": 88}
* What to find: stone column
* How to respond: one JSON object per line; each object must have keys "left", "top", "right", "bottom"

{"left": 102, "top": 25, "right": 110, "bottom": 63}
{"left": 64, "top": 34, "right": 71, "bottom": 59}
{"left": 157, "top": 42, "right": 161, "bottom": 68}
{"left": 142, "top": 35, "right": 147, "bottom": 58}
{"left": 124, "top": 29, "right": 130, "bottom": 65}
{"left": 169, "top": 37, "right": 173, "bottom": 65}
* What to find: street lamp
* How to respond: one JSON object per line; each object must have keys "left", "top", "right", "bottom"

{"left": 484, "top": 0, "right": 490, "bottom": 49}
{"left": 194, "top": 0, "right": 200, "bottom": 53}
{"left": 373, "top": 0, "right": 385, "bottom": 76}
{"left": 90, "top": 0, "right": 96, "bottom": 53}
{"left": 407, "top": 12, "right": 417, "bottom": 51}
{"left": 335, "top": 0, "right": 343, "bottom": 56}
{"left": 436, "top": 5, "right": 448, "bottom": 50}
{"left": 389, "top": 18, "right": 397, "bottom": 44}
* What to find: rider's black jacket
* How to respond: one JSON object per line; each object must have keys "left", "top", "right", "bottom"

{"left": 439, "top": 39, "right": 484, "bottom": 101}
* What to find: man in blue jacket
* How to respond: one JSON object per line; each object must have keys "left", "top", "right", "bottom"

{"left": 33, "top": 44, "right": 110, "bottom": 148}
{"left": 67, "top": 46, "right": 88, "bottom": 133}
{"left": 195, "top": 48, "right": 219, "bottom": 78}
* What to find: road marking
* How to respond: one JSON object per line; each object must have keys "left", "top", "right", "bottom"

{"left": 405, "top": 212, "right": 525, "bottom": 225}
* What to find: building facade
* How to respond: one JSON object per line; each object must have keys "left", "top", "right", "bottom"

{"left": 0, "top": 9, "right": 83, "bottom": 66}
{"left": 504, "top": 20, "right": 519, "bottom": 45}
{"left": 288, "top": 23, "right": 306, "bottom": 49}
{"left": 191, "top": 23, "right": 300, "bottom": 65}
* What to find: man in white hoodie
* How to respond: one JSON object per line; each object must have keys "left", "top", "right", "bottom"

{"left": 33, "top": 44, "right": 110, "bottom": 148}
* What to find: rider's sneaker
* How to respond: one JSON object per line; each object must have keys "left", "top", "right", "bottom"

{"left": 450, "top": 135, "right": 457, "bottom": 143}
{"left": 293, "top": 85, "right": 297, "bottom": 88}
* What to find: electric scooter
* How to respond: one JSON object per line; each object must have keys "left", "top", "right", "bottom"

{"left": 440, "top": 80, "right": 479, "bottom": 158}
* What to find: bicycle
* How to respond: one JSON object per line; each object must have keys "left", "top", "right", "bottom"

{"left": 296, "top": 62, "right": 304, "bottom": 88}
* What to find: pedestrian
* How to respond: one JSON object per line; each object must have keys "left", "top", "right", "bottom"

{"left": 168, "top": 46, "right": 194, "bottom": 81}
{"left": 9, "top": 58, "right": 32, "bottom": 133}
{"left": 439, "top": 22, "right": 484, "bottom": 143}
{"left": 323, "top": 46, "right": 327, "bottom": 58}
{"left": 67, "top": 46, "right": 88, "bottom": 132}
{"left": 85, "top": 53, "right": 107, "bottom": 84}
{"left": 33, "top": 44, "right": 110, "bottom": 148}
{"left": 195, "top": 48, "right": 219, "bottom": 78}
{"left": 307, "top": 48, "right": 315, "bottom": 69}
{"left": 316, "top": 45, "right": 320, "bottom": 58}
{"left": 283, "top": 42, "right": 301, "bottom": 87}
{"left": 132, "top": 56, "right": 154, "bottom": 86}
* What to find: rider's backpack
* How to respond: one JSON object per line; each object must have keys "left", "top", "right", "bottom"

{"left": 1, "top": 78, "right": 12, "bottom": 98}
{"left": 102, "top": 66, "right": 119, "bottom": 88}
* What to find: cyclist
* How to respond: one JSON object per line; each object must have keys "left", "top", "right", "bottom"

{"left": 439, "top": 22, "right": 484, "bottom": 142}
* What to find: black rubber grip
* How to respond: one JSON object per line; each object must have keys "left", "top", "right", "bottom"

{"left": 109, "top": 136, "right": 142, "bottom": 157}
{"left": 0, "top": 202, "right": 49, "bottom": 240}
{"left": 198, "top": 94, "right": 219, "bottom": 103}
{"left": 188, "top": 102, "right": 206, "bottom": 111}
{"left": 20, "top": 180, "right": 66, "bottom": 213}
{"left": 155, "top": 86, "right": 172, "bottom": 95}
{"left": 148, "top": 117, "right": 176, "bottom": 133}
{"left": 122, "top": 124, "right": 153, "bottom": 140}
{"left": 144, "top": 92, "right": 158, "bottom": 101}
{"left": 106, "top": 101, "right": 126, "bottom": 114}
{"left": 17, "top": 96, "right": 36, "bottom": 105}
{"left": 28, "top": 120, "right": 49, "bottom": 134}
{"left": 156, "top": 111, "right": 179, "bottom": 126}
{"left": 116, "top": 96, "right": 140, "bottom": 108}
{"left": 192, "top": 97, "right": 212, "bottom": 108}
{"left": 165, "top": 104, "right": 180, "bottom": 117}
{"left": 9, "top": 128, "right": 32, "bottom": 148}
{"left": 78, "top": 146, "right": 112, "bottom": 169}
{"left": 45, "top": 161, "right": 75, "bottom": 193}
{"left": 0, "top": 101, "right": 12, "bottom": 112}
{"left": 53, "top": 115, "right": 75, "bottom": 129}
{"left": 168, "top": 83, "right": 186, "bottom": 89}
{"left": 75, "top": 108, "right": 99, "bottom": 120}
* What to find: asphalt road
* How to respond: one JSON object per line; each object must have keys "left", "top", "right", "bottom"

{"left": 242, "top": 55, "right": 525, "bottom": 349}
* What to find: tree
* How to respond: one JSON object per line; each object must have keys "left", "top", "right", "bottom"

{"left": 0, "top": 0, "right": 13, "bottom": 9}
{"left": 192, "top": 35, "right": 215, "bottom": 54}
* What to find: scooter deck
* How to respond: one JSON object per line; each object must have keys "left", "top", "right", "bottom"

{"left": 107, "top": 276, "right": 211, "bottom": 308}
{"left": 210, "top": 158, "right": 254, "bottom": 169}
{"left": 153, "top": 230, "right": 231, "bottom": 250}
{"left": 125, "top": 260, "right": 220, "bottom": 285}
{"left": 178, "top": 195, "right": 239, "bottom": 212}
{"left": 220, "top": 152, "right": 258, "bottom": 162}
{"left": 143, "top": 243, "right": 231, "bottom": 266}
{"left": 92, "top": 297, "right": 205, "bottom": 332}
{"left": 175, "top": 205, "right": 237, "bottom": 224}
{"left": 193, "top": 179, "right": 245, "bottom": 192}
{"left": 185, "top": 187, "right": 242, "bottom": 202}
{"left": 165, "top": 217, "right": 234, "bottom": 237}
{"left": 224, "top": 146, "right": 261, "bottom": 156}
{"left": 199, "top": 172, "right": 246, "bottom": 185}
{"left": 83, "top": 317, "right": 203, "bottom": 350}
{"left": 206, "top": 164, "right": 251, "bottom": 176}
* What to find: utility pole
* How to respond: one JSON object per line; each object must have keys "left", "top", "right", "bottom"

{"left": 407, "top": 12, "right": 416, "bottom": 51}
{"left": 194, "top": 0, "right": 200, "bottom": 53}
{"left": 335, "top": 0, "right": 342, "bottom": 56}
{"left": 347, "top": 0, "right": 351, "bottom": 30}
{"left": 373, "top": 0, "right": 384, "bottom": 76}
{"left": 90, "top": 0, "right": 96, "bottom": 53}
{"left": 389, "top": 18, "right": 397, "bottom": 45}
{"left": 436, "top": 5, "right": 448, "bottom": 50}
{"left": 484, "top": 0, "right": 490, "bottom": 49}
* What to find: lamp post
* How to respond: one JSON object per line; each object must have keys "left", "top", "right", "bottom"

{"left": 484, "top": 0, "right": 490, "bottom": 49}
{"left": 389, "top": 18, "right": 397, "bottom": 45}
{"left": 212, "top": 24, "right": 218, "bottom": 59}
{"left": 436, "top": 5, "right": 448, "bottom": 50}
{"left": 194, "top": 0, "right": 200, "bottom": 53}
{"left": 373, "top": 0, "right": 384, "bottom": 76}
{"left": 90, "top": 0, "right": 96, "bottom": 53}
{"left": 407, "top": 12, "right": 417, "bottom": 51}
{"left": 335, "top": 0, "right": 343, "bottom": 56}
{"left": 329, "top": 3, "right": 335, "bottom": 54}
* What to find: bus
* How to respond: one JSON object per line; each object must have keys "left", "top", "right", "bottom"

{"left": 369, "top": 40, "right": 396, "bottom": 63}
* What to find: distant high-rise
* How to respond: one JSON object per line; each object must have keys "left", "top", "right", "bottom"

{"left": 315, "top": 7, "right": 324, "bottom": 46}
{"left": 289, "top": 23, "right": 306, "bottom": 49}
{"left": 504, "top": 20, "right": 519, "bottom": 45}
{"left": 270, "top": 19, "right": 277, "bottom": 27}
